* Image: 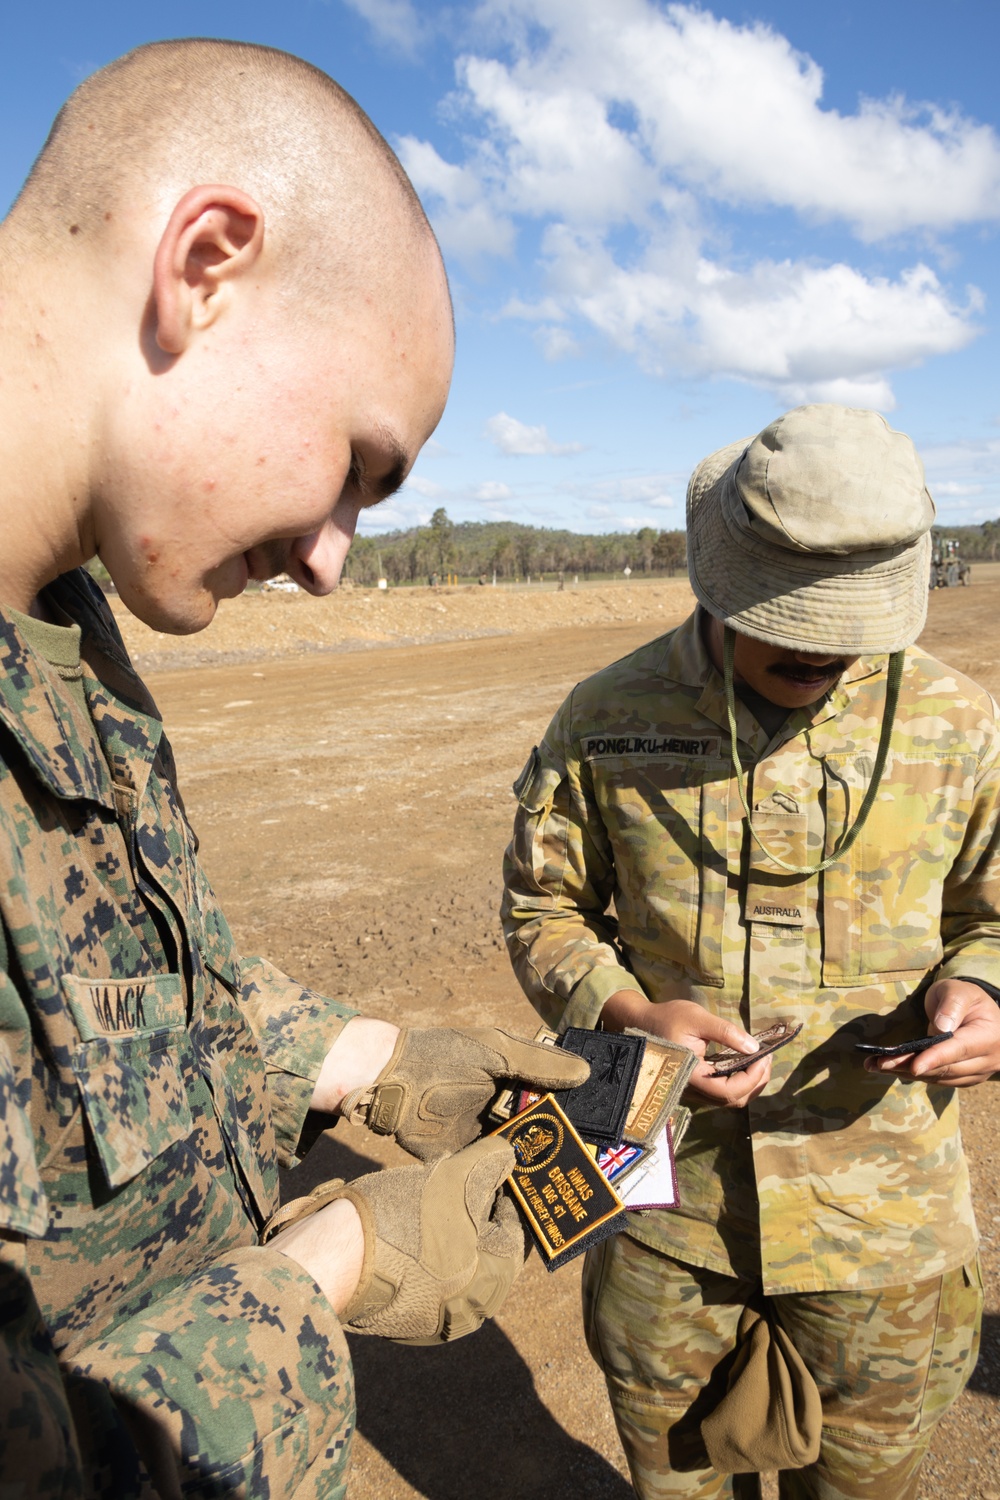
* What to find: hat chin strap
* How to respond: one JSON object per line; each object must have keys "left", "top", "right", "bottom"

{"left": 723, "top": 626, "right": 904, "bottom": 876}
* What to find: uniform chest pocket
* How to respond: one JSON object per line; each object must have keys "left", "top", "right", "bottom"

{"left": 63, "top": 973, "right": 193, "bottom": 1189}
{"left": 594, "top": 756, "right": 730, "bottom": 983}
{"left": 821, "top": 753, "right": 971, "bottom": 984}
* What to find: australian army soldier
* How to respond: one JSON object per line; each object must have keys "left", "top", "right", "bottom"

{"left": 502, "top": 404, "right": 1000, "bottom": 1498}
{"left": 0, "top": 39, "right": 589, "bottom": 1497}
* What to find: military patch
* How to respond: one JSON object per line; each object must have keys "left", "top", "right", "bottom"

{"left": 63, "top": 972, "right": 186, "bottom": 1041}
{"left": 552, "top": 1028, "right": 646, "bottom": 1144}
{"left": 706, "top": 1019, "right": 802, "bottom": 1077}
{"left": 583, "top": 733, "right": 721, "bottom": 760}
{"left": 622, "top": 1032, "right": 698, "bottom": 1145}
{"left": 595, "top": 1139, "right": 648, "bottom": 1185}
{"left": 855, "top": 1030, "right": 953, "bottom": 1058}
{"left": 492, "top": 1094, "right": 627, "bottom": 1271}
{"left": 619, "top": 1122, "right": 679, "bottom": 1211}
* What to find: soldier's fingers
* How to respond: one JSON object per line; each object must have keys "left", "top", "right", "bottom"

{"left": 689, "top": 1053, "right": 771, "bottom": 1107}
{"left": 910, "top": 1028, "right": 980, "bottom": 1079}
{"left": 720, "top": 1055, "right": 773, "bottom": 1106}
{"left": 705, "top": 1016, "right": 759, "bottom": 1053}
{"left": 911, "top": 1056, "right": 993, "bottom": 1088}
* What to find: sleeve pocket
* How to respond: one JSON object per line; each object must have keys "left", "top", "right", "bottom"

{"left": 513, "top": 747, "right": 565, "bottom": 814}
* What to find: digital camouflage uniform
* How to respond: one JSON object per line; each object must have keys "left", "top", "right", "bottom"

{"left": 0, "top": 569, "right": 359, "bottom": 1498}
{"left": 502, "top": 609, "right": 995, "bottom": 1498}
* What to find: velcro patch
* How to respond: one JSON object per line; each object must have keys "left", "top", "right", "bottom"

{"left": 552, "top": 1029, "right": 645, "bottom": 1144}
{"left": 63, "top": 973, "right": 185, "bottom": 1041}
{"left": 492, "top": 1094, "right": 626, "bottom": 1271}
{"left": 583, "top": 733, "right": 720, "bottom": 760}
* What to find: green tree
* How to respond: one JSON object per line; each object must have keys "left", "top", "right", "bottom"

{"left": 634, "top": 527, "right": 658, "bottom": 573}
{"left": 429, "top": 507, "right": 455, "bottom": 571}
{"left": 652, "top": 529, "right": 686, "bottom": 574}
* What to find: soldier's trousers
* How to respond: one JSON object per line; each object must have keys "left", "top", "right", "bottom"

{"left": 582, "top": 1233, "right": 983, "bottom": 1500}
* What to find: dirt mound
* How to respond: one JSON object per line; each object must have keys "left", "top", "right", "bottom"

{"left": 110, "top": 576, "right": 696, "bottom": 671}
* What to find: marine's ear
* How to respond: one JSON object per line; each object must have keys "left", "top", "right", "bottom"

{"left": 151, "top": 185, "right": 264, "bottom": 356}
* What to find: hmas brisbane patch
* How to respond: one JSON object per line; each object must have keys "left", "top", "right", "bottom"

{"left": 492, "top": 1095, "right": 627, "bottom": 1271}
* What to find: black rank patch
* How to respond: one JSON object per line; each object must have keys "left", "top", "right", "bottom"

{"left": 492, "top": 1094, "right": 627, "bottom": 1271}
{"left": 552, "top": 1028, "right": 646, "bottom": 1144}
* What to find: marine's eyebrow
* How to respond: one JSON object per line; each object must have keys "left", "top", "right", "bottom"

{"left": 364, "top": 425, "right": 411, "bottom": 504}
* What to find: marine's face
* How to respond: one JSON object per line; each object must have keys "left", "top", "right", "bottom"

{"left": 703, "top": 614, "right": 859, "bottom": 710}
{"left": 97, "top": 244, "right": 453, "bottom": 633}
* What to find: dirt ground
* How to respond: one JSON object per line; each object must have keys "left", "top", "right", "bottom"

{"left": 131, "top": 573, "right": 1000, "bottom": 1499}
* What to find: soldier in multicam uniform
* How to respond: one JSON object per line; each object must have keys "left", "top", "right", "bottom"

{"left": 0, "top": 39, "right": 588, "bottom": 1499}
{"left": 503, "top": 404, "right": 1000, "bottom": 1499}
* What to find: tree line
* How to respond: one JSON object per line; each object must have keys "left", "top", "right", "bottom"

{"left": 84, "top": 511, "right": 1000, "bottom": 593}
{"left": 344, "top": 509, "right": 689, "bottom": 585}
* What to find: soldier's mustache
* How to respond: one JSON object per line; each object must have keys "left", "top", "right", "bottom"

{"left": 767, "top": 659, "right": 848, "bottom": 684}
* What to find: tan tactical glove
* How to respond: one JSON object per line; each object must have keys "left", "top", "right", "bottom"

{"left": 340, "top": 1026, "right": 590, "bottom": 1160}
{"left": 264, "top": 1137, "right": 523, "bottom": 1344}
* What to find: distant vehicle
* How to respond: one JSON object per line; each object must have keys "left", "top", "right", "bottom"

{"left": 262, "top": 574, "right": 300, "bottom": 593}
{"left": 929, "top": 537, "right": 971, "bottom": 589}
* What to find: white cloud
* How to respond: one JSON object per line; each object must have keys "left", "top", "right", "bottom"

{"left": 918, "top": 435, "right": 1000, "bottom": 521}
{"left": 405, "top": 0, "right": 992, "bottom": 404}
{"left": 584, "top": 506, "right": 658, "bottom": 531}
{"left": 535, "top": 325, "right": 581, "bottom": 361}
{"left": 473, "top": 480, "right": 513, "bottom": 500}
{"left": 465, "top": 0, "right": 1000, "bottom": 238}
{"left": 403, "top": 474, "right": 446, "bottom": 498}
{"left": 397, "top": 137, "right": 516, "bottom": 261}
{"left": 934, "top": 481, "right": 984, "bottom": 497}
{"left": 484, "top": 411, "right": 583, "bottom": 455}
{"left": 341, "top": 0, "right": 426, "bottom": 57}
{"left": 356, "top": 501, "right": 410, "bottom": 532}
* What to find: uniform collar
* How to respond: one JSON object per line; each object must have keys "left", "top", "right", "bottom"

{"left": 0, "top": 571, "right": 163, "bottom": 808}
{"left": 656, "top": 608, "right": 888, "bottom": 757}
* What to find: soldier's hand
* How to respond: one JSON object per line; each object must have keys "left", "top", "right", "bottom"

{"left": 866, "top": 979, "right": 1000, "bottom": 1087}
{"left": 338, "top": 1025, "right": 590, "bottom": 1160}
{"left": 601, "top": 989, "right": 770, "bottom": 1108}
{"left": 266, "top": 1137, "right": 524, "bottom": 1344}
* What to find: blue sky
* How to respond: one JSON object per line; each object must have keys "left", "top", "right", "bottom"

{"left": 3, "top": 1, "right": 999, "bottom": 536}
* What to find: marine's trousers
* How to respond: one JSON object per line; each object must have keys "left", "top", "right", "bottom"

{"left": 582, "top": 1233, "right": 982, "bottom": 1500}
{"left": 72, "top": 1248, "right": 356, "bottom": 1499}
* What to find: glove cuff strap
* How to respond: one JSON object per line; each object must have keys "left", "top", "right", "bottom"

{"left": 339, "top": 1028, "right": 412, "bottom": 1132}
{"left": 339, "top": 1085, "right": 376, "bottom": 1126}
{"left": 260, "top": 1177, "right": 346, "bottom": 1243}
{"left": 332, "top": 1187, "right": 396, "bottom": 1323}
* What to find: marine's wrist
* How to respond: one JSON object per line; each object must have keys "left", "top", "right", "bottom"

{"left": 310, "top": 1016, "right": 401, "bottom": 1114}
{"left": 270, "top": 1197, "right": 366, "bottom": 1315}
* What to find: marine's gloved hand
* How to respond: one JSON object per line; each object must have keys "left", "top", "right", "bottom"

{"left": 264, "top": 1137, "right": 523, "bottom": 1344}
{"left": 339, "top": 1025, "right": 590, "bottom": 1160}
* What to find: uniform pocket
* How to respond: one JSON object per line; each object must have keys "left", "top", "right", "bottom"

{"left": 917, "top": 1256, "right": 985, "bottom": 1435}
{"left": 593, "top": 756, "right": 728, "bottom": 983}
{"left": 821, "top": 752, "right": 968, "bottom": 985}
{"left": 63, "top": 973, "right": 193, "bottom": 1190}
{"left": 194, "top": 868, "right": 242, "bottom": 990}
{"left": 510, "top": 748, "right": 569, "bottom": 899}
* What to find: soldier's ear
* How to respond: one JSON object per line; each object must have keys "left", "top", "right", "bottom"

{"left": 152, "top": 186, "right": 265, "bottom": 356}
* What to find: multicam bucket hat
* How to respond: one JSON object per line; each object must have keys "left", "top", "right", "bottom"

{"left": 686, "top": 404, "right": 935, "bottom": 654}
